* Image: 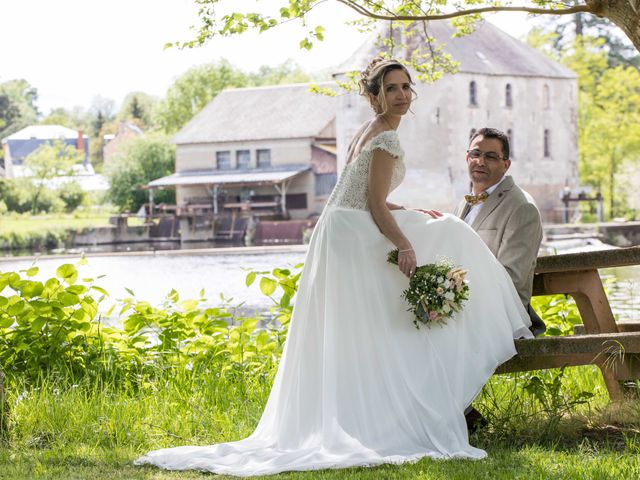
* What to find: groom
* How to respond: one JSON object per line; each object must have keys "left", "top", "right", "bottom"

{"left": 453, "top": 127, "right": 545, "bottom": 336}
{"left": 454, "top": 127, "right": 545, "bottom": 433}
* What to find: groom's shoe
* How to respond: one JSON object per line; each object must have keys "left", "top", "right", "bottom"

{"left": 464, "top": 407, "right": 488, "bottom": 434}
{"left": 527, "top": 304, "right": 546, "bottom": 337}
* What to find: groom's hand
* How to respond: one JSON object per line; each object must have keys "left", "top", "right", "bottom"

{"left": 412, "top": 209, "right": 443, "bottom": 219}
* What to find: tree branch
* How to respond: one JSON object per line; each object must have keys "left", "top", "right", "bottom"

{"left": 336, "top": 0, "right": 594, "bottom": 20}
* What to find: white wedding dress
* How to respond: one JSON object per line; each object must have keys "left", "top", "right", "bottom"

{"left": 135, "top": 130, "right": 533, "bottom": 476}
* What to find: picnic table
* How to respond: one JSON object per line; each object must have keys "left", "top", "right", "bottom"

{"left": 496, "top": 246, "right": 640, "bottom": 401}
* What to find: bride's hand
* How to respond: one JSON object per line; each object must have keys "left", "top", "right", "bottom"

{"left": 398, "top": 248, "right": 416, "bottom": 278}
{"left": 412, "top": 208, "right": 443, "bottom": 219}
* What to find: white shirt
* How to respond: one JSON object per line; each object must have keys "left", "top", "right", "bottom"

{"left": 463, "top": 176, "right": 507, "bottom": 226}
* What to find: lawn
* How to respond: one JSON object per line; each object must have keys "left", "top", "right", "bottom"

{"left": 0, "top": 211, "right": 114, "bottom": 235}
{"left": 1, "top": 261, "right": 639, "bottom": 480}
{"left": 1, "top": 368, "right": 638, "bottom": 480}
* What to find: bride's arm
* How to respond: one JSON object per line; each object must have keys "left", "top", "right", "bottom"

{"left": 368, "top": 150, "right": 416, "bottom": 278}
{"left": 386, "top": 201, "right": 405, "bottom": 210}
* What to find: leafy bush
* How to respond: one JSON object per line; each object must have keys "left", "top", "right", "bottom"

{"left": 58, "top": 181, "right": 87, "bottom": 212}
{"left": 0, "top": 259, "right": 302, "bottom": 386}
{"left": 0, "top": 178, "right": 64, "bottom": 214}
{"left": 106, "top": 136, "right": 176, "bottom": 212}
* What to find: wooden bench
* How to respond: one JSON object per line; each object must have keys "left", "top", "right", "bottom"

{"left": 496, "top": 246, "right": 640, "bottom": 401}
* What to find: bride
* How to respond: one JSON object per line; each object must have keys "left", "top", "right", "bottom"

{"left": 136, "top": 57, "right": 533, "bottom": 476}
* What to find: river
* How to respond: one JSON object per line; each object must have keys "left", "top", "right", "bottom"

{"left": 0, "top": 247, "right": 637, "bottom": 322}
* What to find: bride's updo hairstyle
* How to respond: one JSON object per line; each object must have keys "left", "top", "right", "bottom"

{"left": 358, "top": 57, "right": 416, "bottom": 115}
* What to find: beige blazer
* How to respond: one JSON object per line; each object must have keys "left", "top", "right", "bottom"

{"left": 454, "top": 176, "right": 542, "bottom": 306}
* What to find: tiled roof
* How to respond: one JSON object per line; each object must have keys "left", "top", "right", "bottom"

{"left": 148, "top": 165, "right": 311, "bottom": 188}
{"left": 172, "top": 83, "right": 337, "bottom": 145}
{"left": 336, "top": 20, "right": 576, "bottom": 79}
{"left": 2, "top": 124, "right": 85, "bottom": 142}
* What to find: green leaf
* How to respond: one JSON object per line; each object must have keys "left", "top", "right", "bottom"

{"left": 25, "top": 266, "right": 39, "bottom": 277}
{"left": 31, "top": 316, "right": 46, "bottom": 332}
{"left": 260, "top": 277, "right": 277, "bottom": 296}
{"left": 0, "top": 316, "right": 13, "bottom": 328}
{"left": 91, "top": 286, "right": 109, "bottom": 296}
{"left": 246, "top": 271, "right": 257, "bottom": 287}
{"left": 17, "top": 280, "right": 44, "bottom": 298}
{"left": 66, "top": 285, "right": 88, "bottom": 295}
{"left": 59, "top": 292, "right": 80, "bottom": 306}
{"left": 181, "top": 299, "right": 199, "bottom": 312}
{"left": 280, "top": 293, "right": 291, "bottom": 308}
{"left": 168, "top": 289, "right": 179, "bottom": 303}
{"left": 56, "top": 264, "right": 78, "bottom": 284}
{"left": 125, "top": 287, "right": 136, "bottom": 297}
{"left": 299, "top": 38, "right": 313, "bottom": 50}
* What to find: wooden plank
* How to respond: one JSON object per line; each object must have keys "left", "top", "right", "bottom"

{"left": 512, "top": 332, "right": 640, "bottom": 356}
{"left": 535, "top": 246, "right": 640, "bottom": 274}
{"left": 496, "top": 333, "right": 640, "bottom": 381}
{"left": 574, "top": 322, "right": 640, "bottom": 335}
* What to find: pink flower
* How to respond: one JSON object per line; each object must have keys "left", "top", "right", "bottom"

{"left": 429, "top": 311, "right": 439, "bottom": 320}
{"left": 436, "top": 287, "right": 444, "bottom": 295}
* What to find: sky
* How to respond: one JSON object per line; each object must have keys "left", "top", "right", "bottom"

{"left": 0, "top": 0, "right": 533, "bottom": 114}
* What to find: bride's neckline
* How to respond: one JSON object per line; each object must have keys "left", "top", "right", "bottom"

{"left": 345, "top": 129, "right": 396, "bottom": 167}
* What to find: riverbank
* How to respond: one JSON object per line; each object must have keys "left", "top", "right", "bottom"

{"left": 0, "top": 243, "right": 308, "bottom": 263}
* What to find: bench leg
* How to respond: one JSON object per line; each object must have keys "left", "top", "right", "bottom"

{"left": 535, "top": 269, "right": 631, "bottom": 400}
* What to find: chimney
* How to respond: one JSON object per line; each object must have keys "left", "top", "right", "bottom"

{"left": 76, "top": 129, "right": 87, "bottom": 165}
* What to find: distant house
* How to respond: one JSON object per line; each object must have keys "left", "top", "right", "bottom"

{"left": 335, "top": 20, "right": 578, "bottom": 222}
{"left": 148, "top": 83, "right": 337, "bottom": 220}
{"left": 103, "top": 121, "right": 144, "bottom": 168}
{"left": 1, "top": 125, "right": 90, "bottom": 178}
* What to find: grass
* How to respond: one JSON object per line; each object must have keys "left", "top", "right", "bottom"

{"left": 1, "top": 366, "right": 639, "bottom": 480}
{"left": 0, "top": 210, "right": 114, "bottom": 236}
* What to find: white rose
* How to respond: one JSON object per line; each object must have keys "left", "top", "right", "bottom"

{"left": 444, "top": 291, "right": 455, "bottom": 301}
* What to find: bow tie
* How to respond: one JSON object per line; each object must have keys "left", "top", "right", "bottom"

{"left": 464, "top": 192, "right": 489, "bottom": 205}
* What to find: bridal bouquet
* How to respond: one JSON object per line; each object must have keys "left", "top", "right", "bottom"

{"left": 387, "top": 250, "right": 470, "bottom": 328}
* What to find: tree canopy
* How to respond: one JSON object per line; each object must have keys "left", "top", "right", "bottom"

{"left": 184, "top": 1, "right": 640, "bottom": 59}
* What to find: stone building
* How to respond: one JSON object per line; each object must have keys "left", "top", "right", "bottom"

{"left": 103, "top": 121, "right": 144, "bottom": 169}
{"left": 335, "top": 20, "right": 578, "bottom": 222}
{"left": 148, "top": 83, "right": 337, "bottom": 221}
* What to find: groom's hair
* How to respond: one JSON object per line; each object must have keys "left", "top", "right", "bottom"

{"left": 469, "top": 127, "right": 510, "bottom": 160}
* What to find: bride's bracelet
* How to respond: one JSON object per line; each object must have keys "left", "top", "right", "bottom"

{"left": 398, "top": 248, "right": 413, "bottom": 253}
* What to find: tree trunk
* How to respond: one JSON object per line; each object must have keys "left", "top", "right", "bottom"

{"left": 575, "top": 12, "right": 584, "bottom": 36}
{"left": 587, "top": 0, "right": 640, "bottom": 53}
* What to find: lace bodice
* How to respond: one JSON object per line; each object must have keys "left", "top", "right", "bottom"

{"left": 327, "top": 130, "right": 405, "bottom": 211}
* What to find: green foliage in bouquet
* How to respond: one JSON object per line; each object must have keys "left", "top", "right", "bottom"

{"left": 387, "top": 249, "right": 470, "bottom": 328}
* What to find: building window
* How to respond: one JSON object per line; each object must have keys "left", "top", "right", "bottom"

{"left": 507, "top": 129, "right": 514, "bottom": 158}
{"left": 315, "top": 173, "right": 337, "bottom": 196}
{"left": 257, "top": 149, "right": 271, "bottom": 168}
{"left": 216, "top": 151, "right": 231, "bottom": 170}
{"left": 469, "top": 81, "right": 478, "bottom": 106}
{"left": 543, "top": 129, "right": 551, "bottom": 157}
{"left": 505, "top": 83, "right": 513, "bottom": 108}
{"left": 236, "top": 150, "right": 250, "bottom": 169}
{"left": 543, "top": 84, "right": 550, "bottom": 110}
{"left": 285, "top": 193, "right": 307, "bottom": 209}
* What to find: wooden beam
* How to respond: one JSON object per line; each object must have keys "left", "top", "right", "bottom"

{"left": 535, "top": 246, "right": 640, "bottom": 274}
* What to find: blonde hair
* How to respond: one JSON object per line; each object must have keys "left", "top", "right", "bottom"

{"left": 358, "top": 57, "right": 416, "bottom": 114}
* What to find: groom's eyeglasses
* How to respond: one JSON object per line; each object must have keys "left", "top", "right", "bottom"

{"left": 467, "top": 149, "right": 504, "bottom": 161}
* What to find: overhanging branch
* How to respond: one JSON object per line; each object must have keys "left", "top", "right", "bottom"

{"left": 336, "top": 0, "right": 594, "bottom": 20}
